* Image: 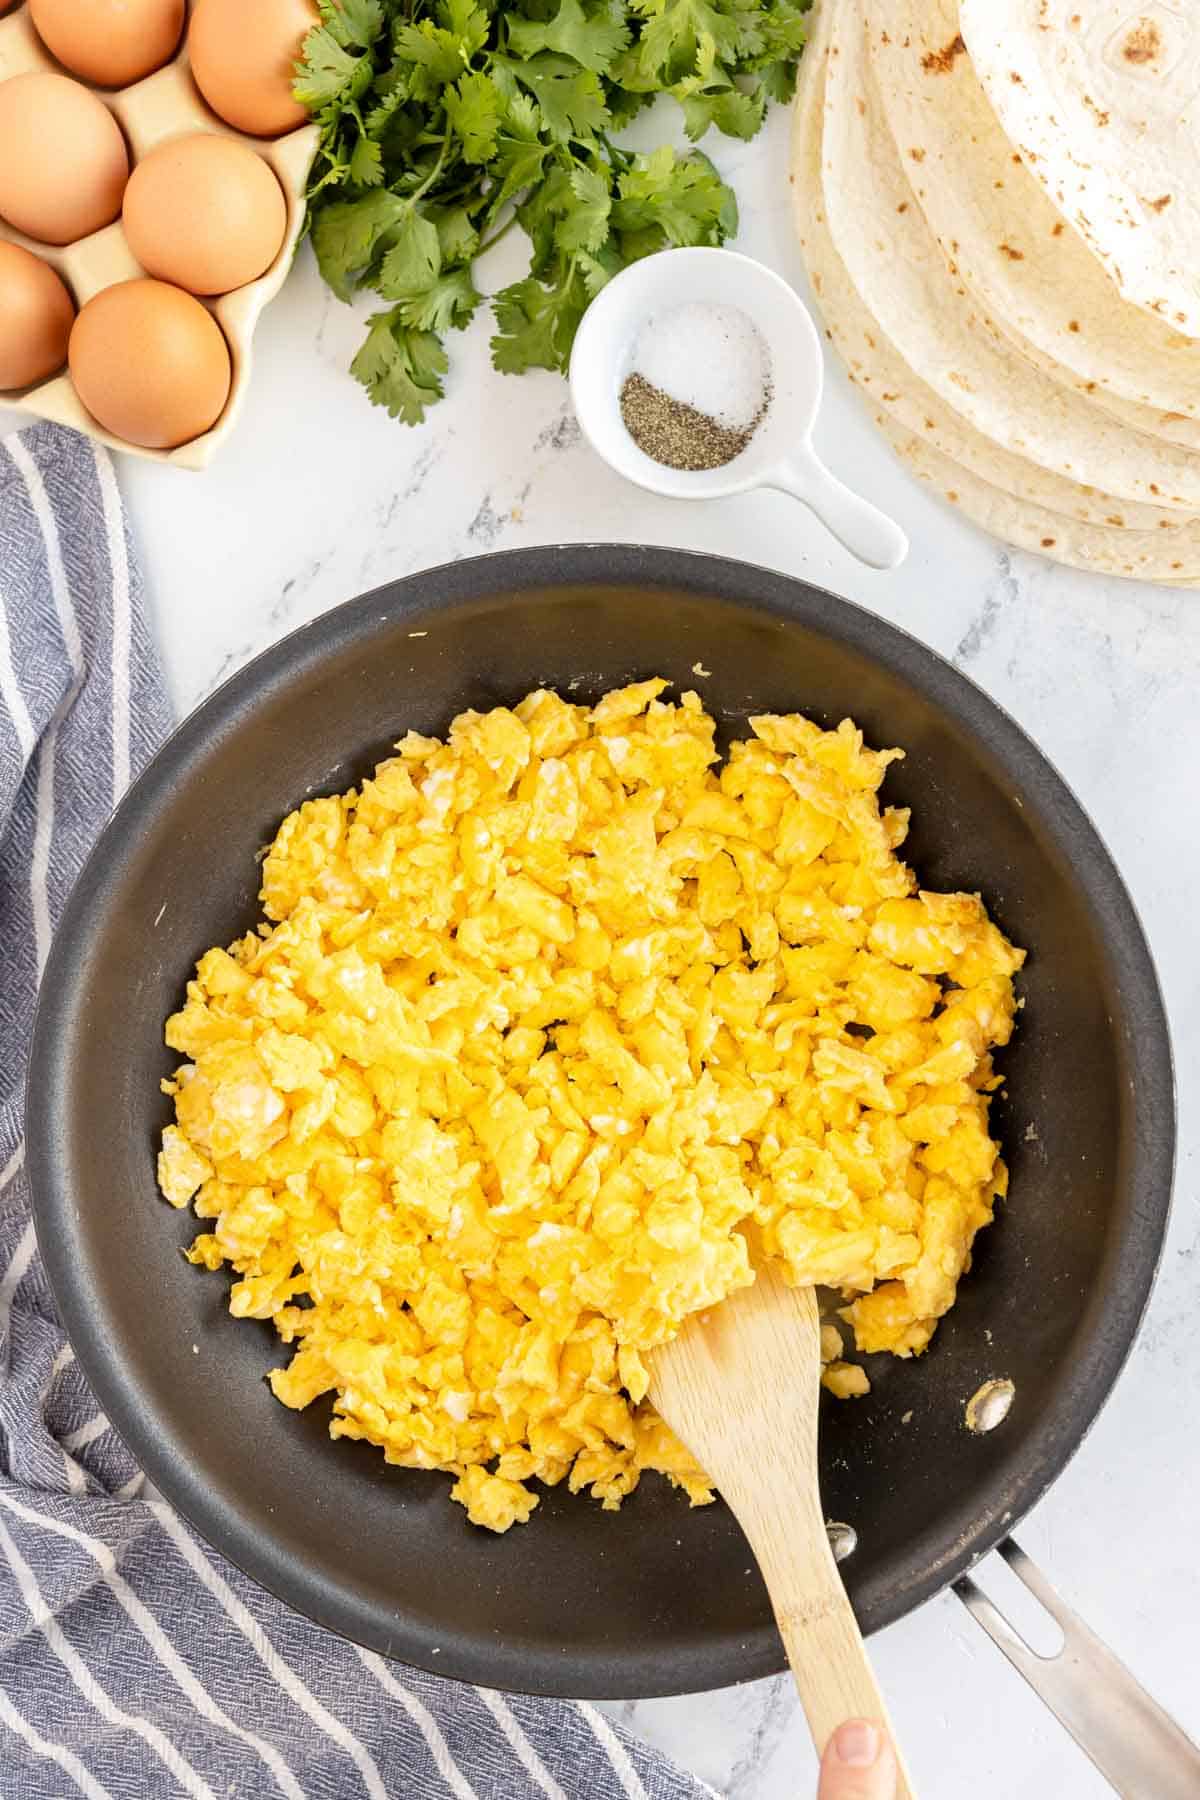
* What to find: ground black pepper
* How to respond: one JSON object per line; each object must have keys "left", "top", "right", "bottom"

{"left": 619, "top": 373, "right": 764, "bottom": 471}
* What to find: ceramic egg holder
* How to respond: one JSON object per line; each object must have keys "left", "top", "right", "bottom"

{"left": 0, "top": 1, "right": 318, "bottom": 467}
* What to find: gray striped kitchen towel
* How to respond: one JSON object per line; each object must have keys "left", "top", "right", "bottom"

{"left": 0, "top": 422, "right": 713, "bottom": 1800}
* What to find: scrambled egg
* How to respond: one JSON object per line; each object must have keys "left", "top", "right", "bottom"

{"left": 158, "top": 682, "right": 1024, "bottom": 1532}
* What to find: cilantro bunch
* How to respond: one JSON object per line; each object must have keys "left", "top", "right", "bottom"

{"left": 295, "top": 0, "right": 810, "bottom": 423}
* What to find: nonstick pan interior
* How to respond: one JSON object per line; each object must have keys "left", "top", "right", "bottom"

{"left": 27, "top": 547, "right": 1174, "bottom": 1698}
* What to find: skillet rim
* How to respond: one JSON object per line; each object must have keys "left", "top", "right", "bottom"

{"left": 25, "top": 544, "right": 1176, "bottom": 1697}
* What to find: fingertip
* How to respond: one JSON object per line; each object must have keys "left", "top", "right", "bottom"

{"left": 834, "top": 1721, "right": 880, "bottom": 1766}
{"left": 817, "top": 1719, "right": 897, "bottom": 1799}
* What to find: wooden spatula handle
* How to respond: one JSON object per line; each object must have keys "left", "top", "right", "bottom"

{"left": 754, "top": 1522, "right": 917, "bottom": 1796}
{"left": 648, "top": 1269, "right": 917, "bottom": 1795}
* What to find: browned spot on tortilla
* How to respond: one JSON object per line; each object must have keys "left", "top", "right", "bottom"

{"left": 1172, "top": 561, "right": 1183, "bottom": 569}
{"left": 1122, "top": 18, "right": 1161, "bottom": 63}
{"left": 921, "top": 33, "right": 965, "bottom": 74}
{"left": 924, "top": 417, "right": 935, "bottom": 429}
{"left": 882, "top": 391, "right": 899, "bottom": 402}
{"left": 910, "top": 147, "right": 926, "bottom": 162}
{"left": 880, "top": 30, "right": 891, "bottom": 44}
{"left": 1041, "top": 538, "right": 1056, "bottom": 547}
{"left": 866, "top": 333, "right": 877, "bottom": 349}
{"left": 946, "top": 490, "right": 959, "bottom": 501}
{"left": 856, "top": 96, "right": 866, "bottom": 115}
{"left": 1107, "top": 516, "right": 1124, "bottom": 526}
{"left": 1085, "top": 381, "right": 1097, "bottom": 392}
{"left": 1070, "top": 11, "right": 1081, "bottom": 24}
{"left": 1052, "top": 222, "right": 1064, "bottom": 236}
{"left": 948, "top": 371, "right": 973, "bottom": 392}
{"left": 1009, "top": 69, "right": 1022, "bottom": 83}
{"left": 1068, "top": 320, "right": 1080, "bottom": 332}
{"left": 994, "top": 179, "right": 1005, "bottom": 189}
{"left": 1082, "top": 94, "right": 1110, "bottom": 125}
{"left": 897, "top": 201, "right": 909, "bottom": 213}
{"left": 1012, "top": 152, "right": 1022, "bottom": 164}
{"left": 1144, "top": 193, "right": 1172, "bottom": 213}
{"left": 999, "top": 242, "right": 1024, "bottom": 260}
{"left": 1178, "top": 312, "right": 1188, "bottom": 324}
{"left": 1150, "top": 483, "right": 1161, "bottom": 494}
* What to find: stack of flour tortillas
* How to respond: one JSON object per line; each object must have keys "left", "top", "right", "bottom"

{"left": 792, "top": 0, "right": 1200, "bottom": 583}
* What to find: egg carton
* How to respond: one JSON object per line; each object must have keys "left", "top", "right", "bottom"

{"left": 0, "top": 1, "right": 318, "bottom": 468}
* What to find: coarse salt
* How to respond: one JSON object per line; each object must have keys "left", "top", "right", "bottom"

{"left": 630, "top": 302, "right": 770, "bottom": 431}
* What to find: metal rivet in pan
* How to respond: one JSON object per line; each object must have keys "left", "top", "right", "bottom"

{"left": 826, "top": 1521, "right": 858, "bottom": 1561}
{"left": 965, "top": 1377, "right": 1015, "bottom": 1434}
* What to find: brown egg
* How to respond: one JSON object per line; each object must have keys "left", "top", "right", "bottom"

{"left": 69, "top": 279, "right": 232, "bottom": 449}
{"left": 0, "top": 73, "right": 128, "bottom": 245}
{"left": 188, "top": 0, "right": 317, "bottom": 138}
{"left": 28, "top": 0, "right": 185, "bottom": 87}
{"left": 123, "top": 133, "right": 287, "bottom": 297}
{"left": 0, "top": 243, "right": 76, "bottom": 390}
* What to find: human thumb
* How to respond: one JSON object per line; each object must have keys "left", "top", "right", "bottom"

{"left": 816, "top": 1720, "right": 897, "bottom": 1800}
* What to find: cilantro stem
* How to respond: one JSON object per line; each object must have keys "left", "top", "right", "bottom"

{"left": 409, "top": 137, "right": 450, "bottom": 205}
{"left": 477, "top": 212, "right": 521, "bottom": 257}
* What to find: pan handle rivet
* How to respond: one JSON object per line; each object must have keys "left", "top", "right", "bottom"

{"left": 826, "top": 1521, "right": 858, "bottom": 1561}
{"left": 966, "top": 1377, "right": 1015, "bottom": 1433}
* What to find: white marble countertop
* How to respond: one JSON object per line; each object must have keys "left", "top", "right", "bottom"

{"left": 6, "top": 103, "right": 1199, "bottom": 1800}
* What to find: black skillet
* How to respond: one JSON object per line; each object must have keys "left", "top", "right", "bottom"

{"left": 26, "top": 547, "right": 1182, "bottom": 1774}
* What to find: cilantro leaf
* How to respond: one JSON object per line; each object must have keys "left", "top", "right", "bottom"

{"left": 619, "top": 0, "right": 740, "bottom": 88}
{"left": 312, "top": 190, "right": 408, "bottom": 300}
{"left": 670, "top": 28, "right": 762, "bottom": 138}
{"left": 491, "top": 95, "right": 550, "bottom": 205}
{"left": 507, "top": 0, "right": 631, "bottom": 76}
{"left": 399, "top": 267, "right": 482, "bottom": 332}
{"left": 499, "top": 53, "right": 609, "bottom": 141}
{"left": 349, "top": 135, "right": 385, "bottom": 185}
{"left": 579, "top": 243, "right": 621, "bottom": 295}
{"left": 610, "top": 145, "right": 735, "bottom": 244}
{"left": 440, "top": 0, "right": 491, "bottom": 56}
{"left": 392, "top": 20, "right": 472, "bottom": 93}
{"left": 753, "top": 55, "right": 801, "bottom": 102}
{"left": 351, "top": 313, "right": 449, "bottom": 422}
{"left": 319, "top": 0, "right": 385, "bottom": 49}
{"left": 677, "top": 80, "right": 763, "bottom": 139}
{"left": 554, "top": 162, "right": 612, "bottom": 254}
{"left": 518, "top": 164, "right": 576, "bottom": 271}
{"left": 444, "top": 70, "right": 501, "bottom": 162}
{"left": 431, "top": 204, "right": 482, "bottom": 263}
{"left": 491, "top": 264, "right": 589, "bottom": 373}
{"left": 376, "top": 211, "right": 442, "bottom": 299}
{"left": 293, "top": 26, "right": 368, "bottom": 109}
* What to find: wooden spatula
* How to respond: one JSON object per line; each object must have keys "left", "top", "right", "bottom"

{"left": 649, "top": 1263, "right": 916, "bottom": 1797}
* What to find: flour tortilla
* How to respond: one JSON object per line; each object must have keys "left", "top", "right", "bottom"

{"left": 874, "top": 411, "right": 1200, "bottom": 584}
{"left": 791, "top": 10, "right": 1200, "bottom": 581}
{"left": 961, "top": 0, "right": 1200, "bottom": 340}
{"left": 865, "top": 0, "right": 1200, "bottom": 436}
{"left": 791, "top": 39, "right": 1186, "bottom": 533}
{"left": 821, "top": 0, "right": 1200, "bottom": 511}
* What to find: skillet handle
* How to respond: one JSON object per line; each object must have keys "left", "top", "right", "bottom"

{"left": 954, "top": 1537, "right": 1200, "bottom": 1798}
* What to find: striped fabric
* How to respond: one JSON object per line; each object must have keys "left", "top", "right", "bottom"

{"left": 0, "top": 423, "right": 713, "bottom": 1800}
